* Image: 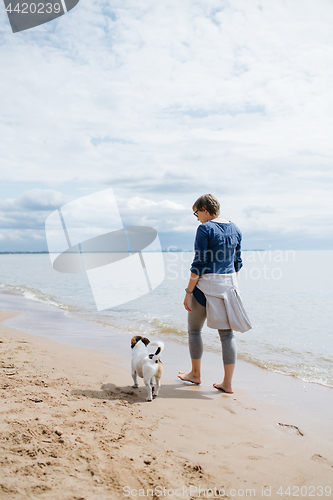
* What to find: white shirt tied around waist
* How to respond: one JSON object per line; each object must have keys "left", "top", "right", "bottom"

{"left": 196, "top": 273, "right": 252, "bottom": 333}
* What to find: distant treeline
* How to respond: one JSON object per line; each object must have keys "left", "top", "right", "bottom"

{"left": 0, "top": 249, "right": 264, "bottom": 254}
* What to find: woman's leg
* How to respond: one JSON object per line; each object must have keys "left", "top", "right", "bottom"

{"left": 178, "top": 295, "right": 206, "bottom": 384}
{"left": 213, "top": 329, "right": 237, "bottom": 393}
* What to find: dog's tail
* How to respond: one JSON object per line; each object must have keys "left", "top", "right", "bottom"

{"left": 148, "top": 341, "right": 164, "bottom": 362}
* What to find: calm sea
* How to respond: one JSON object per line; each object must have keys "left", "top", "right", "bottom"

{"left": 0, "top": 250, "right": 332, "bottom": 388}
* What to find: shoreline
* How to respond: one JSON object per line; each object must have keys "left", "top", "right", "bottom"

{"left": 1, "top": 303, "right": 333, "bottom": 497}
{"left": 1, "top": 286, "right": 333, "bottom": 389}
{"left": 1, "top": 287, "right": 333, "bottom": 438}
{"left": 2, "top": 250, "right": 333, "bottom": 392}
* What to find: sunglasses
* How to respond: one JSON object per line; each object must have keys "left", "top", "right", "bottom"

{"left": 193, "top": 210, "right": 199, "bottom": 217}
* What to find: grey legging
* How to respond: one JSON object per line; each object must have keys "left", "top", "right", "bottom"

{"left": 188, "top": 295, "right": 237, "bottom": 365}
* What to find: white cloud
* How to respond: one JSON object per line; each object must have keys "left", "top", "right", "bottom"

{"left": 0, "top": 189, "right": 192, "bottom": 251}
{"left": 1, "top": 0, "right": 333, "bottom": 249}
{"left": 0, "top": 189, "right": 70, "bottom": 211}
{"left": 126, "top": 197, "right": 185, "bottom": 211}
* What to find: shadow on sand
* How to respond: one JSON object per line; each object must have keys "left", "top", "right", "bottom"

{"left": 71, "top": 381, "right": 217, "bottom": 403}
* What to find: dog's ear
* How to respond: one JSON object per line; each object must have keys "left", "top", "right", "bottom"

{"left": 131, "top": 336, "right": 141, "bottom": 349}
{"left": 142, "top": 337, "right": 150, "bottom": 346}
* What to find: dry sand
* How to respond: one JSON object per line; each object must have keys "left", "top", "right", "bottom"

{"left": 1, "top": 309, "right": 333, "bottom": 500}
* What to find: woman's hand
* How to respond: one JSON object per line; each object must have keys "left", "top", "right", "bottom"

{"left": 184, "top": 273, "right": 199, "bottom": 312}
{"left": 184, "top": 293, "right": 192, "bottom": 312}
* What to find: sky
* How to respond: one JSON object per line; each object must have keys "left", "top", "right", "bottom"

{"left": 1, "top": 0, "right": 333, "bottom": 252}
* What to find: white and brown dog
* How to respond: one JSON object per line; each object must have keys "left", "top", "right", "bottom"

{"left": 131, "top": 336, "right": 164, "bottom": 402}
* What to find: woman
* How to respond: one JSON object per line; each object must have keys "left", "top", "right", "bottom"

{"left": 178, "top": 194, "right": 251, "bottom": 393}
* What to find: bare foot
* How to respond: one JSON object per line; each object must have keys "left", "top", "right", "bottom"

{"left": 213, "top": 383, "right": 233, "bottom": 394}
{"left": 178, "top": 371, "right": 201, "bottom": 385}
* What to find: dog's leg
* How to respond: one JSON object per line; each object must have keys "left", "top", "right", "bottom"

{"left": 132, "top": 368, "right": 138, "bottom": 389}
{"left": 154, "top": 376, "right": 161, "bottom": 398}
{"left": 144, "top": 378, "right": 153, "bottom": 402}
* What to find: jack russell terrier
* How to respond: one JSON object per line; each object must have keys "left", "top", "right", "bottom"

{"left": 131, "top": 336, "right": 164, "bottom": 402}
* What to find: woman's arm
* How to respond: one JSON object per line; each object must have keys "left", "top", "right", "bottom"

{"left": 186, "top": 272, "right": 200, "bottom": 293}
{"left": 184, "top": 272, "right": 200, "bottom": 312}
{"left": 190, "top": 225, "right": 209, "bottom": 276}
{"left": 185, "top": 225, "right": 208, "bottom": 312}
{"left": 234, "top": 232, "right": 243, "bottom": 273}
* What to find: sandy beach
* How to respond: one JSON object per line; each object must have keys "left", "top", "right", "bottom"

{"left": 1, "top": 308, "right": 333, "bottom": 500}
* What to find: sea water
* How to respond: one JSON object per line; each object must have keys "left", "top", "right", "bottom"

{"left": 0, "top": 250, "right": 332, "bottom": 388}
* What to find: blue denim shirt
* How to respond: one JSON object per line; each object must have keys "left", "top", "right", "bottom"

{"left": 190, "top": 220, "right": 243, "bottom": 307}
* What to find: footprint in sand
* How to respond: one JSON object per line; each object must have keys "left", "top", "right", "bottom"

{"left": 232, "top": 399, "right": 257, "bottom": 411}
{"left": 241, "top": 442, "right": 264, "bottom": 449}
{"left": 224, "top": 406, "right": 236, "bottom": 414}
{"left": 311, "top": 454, "right": 333, "bottom": 467}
